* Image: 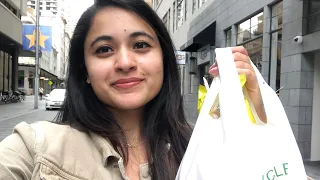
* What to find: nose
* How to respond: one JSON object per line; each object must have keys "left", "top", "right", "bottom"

{"left": 115, "top": 48, "right": 137, "bottom": 73}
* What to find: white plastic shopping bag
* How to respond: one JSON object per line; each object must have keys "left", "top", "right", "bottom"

{"left": 176, "top": 48, "right": 307, "bottom": 180}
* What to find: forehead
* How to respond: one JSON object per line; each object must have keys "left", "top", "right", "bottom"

{"left": 88, "top": 6, "right": 156, "bottom": 38}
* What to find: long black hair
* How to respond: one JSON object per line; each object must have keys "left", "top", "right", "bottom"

{"left": 55, "top": 0, "right": 192, "bottom": 179}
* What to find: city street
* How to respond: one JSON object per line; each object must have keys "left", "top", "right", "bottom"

{"left": 0, "top": 96, "right": 58, "bottom": 141}
{"left": 0, "top": 97, "right": 319, "bottom": 179}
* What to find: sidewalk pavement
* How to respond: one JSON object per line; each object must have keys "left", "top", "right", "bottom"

{"left": 0, "top": 95, "right": 45, "bottom": 121}
{"left": 305, "top": 161, "right": 320, "bottom": 180}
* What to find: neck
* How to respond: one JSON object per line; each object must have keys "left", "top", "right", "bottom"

{"left": 109, "top": 107, "right": 145, "bottom": 146}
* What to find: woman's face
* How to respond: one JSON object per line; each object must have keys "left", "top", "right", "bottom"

{"left": 84, "top": 7, "right": 163, "bottom": 111}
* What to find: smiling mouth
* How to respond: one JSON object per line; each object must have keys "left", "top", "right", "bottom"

{"left": 111, "top": 78, "right": 144, "bottom": 89}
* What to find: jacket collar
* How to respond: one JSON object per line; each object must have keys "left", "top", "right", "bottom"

{"left": 89, "top": 132, "right": 121, "bottom": 165}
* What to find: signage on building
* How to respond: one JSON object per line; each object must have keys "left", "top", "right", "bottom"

{"left": 197, "top": 45, "right": 215, "bottom": 65}
{"left": 176, "top": 51, "right": 186, "bottom": 65}
{"left": 197, "top": 45, "right": 212, "bottom": 65}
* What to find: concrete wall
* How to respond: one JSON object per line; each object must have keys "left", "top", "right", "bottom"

{"left": 155, "top": 0, "right": 320, "bottom": 160}
{"left": 0, "top": 3, "right": 22, "bottom": 44}
{"left": 9, "top": 0, "right": 27, "bottom": 14}
{"left": 311, "top": 52, "right": 320, "bottom": 161}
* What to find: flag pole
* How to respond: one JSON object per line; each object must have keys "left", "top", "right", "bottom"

{"left": 34, "top": 0, "right": 40, "bottom": 109}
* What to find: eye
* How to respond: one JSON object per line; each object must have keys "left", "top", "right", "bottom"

{"left": 95, "top": 46, "right": 113, "bottom": 54}
{"left": 133, "top": 42, "right": 151, "bottom": 49}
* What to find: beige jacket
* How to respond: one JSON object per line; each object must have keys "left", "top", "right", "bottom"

{"left": 0, "top": 121, "right": 151, "bottom": 180}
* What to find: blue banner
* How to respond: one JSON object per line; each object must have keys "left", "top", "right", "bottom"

{"left": 22, "top": 25, "right": 52, "bottom": 51}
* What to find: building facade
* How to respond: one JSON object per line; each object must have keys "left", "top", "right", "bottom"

{"left": 0, "top": 0, "right": 27, "bottom": 93}
{"left": 18, "top": 0, "right": 68, "bottom": 95}
{"left": 154, "top": 0, "right": 320, "bottom": 161}
{"left": 27, "top": 0, "right": 58, "bottom": 16}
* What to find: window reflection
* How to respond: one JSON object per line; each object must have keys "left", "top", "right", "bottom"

{"left": 237, "top": 12, "right": 264, "bottom": 44}
{"left": 199, "top": 63, "right": 213, "bottom": 86}
{"left": 270, "top": 1, "right": 283, "bottom": 94}
{"left": 226, "top": 29, "right": 232, "bottom": 47}
{"left": 0, "top": 52, "right": 3, "bottom": 91}
{"left": 177, "top": 0, "right": 185, "bottom": 28}
{"left": 308, "top": 0, "right": 320, "bottom": 33}
{"left": 163, "top": 10, "right": 170, "bottom": 30}
{"left": 242, "top": 38, "right": 263, "bottom": 72}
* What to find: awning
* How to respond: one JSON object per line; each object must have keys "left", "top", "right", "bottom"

{"left": 0, "top": 31, "right": 20, "bottom": 53}
{"left": 180, "top": 22, "right": 216, "bottom": 52}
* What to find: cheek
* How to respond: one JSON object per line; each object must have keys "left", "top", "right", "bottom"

{"left": 87, "top": 63, "right": 111, "bottom": 81}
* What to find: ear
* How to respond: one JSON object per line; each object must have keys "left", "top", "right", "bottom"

{"left": 86, "top": 77, "right": 91, "bottom": 84}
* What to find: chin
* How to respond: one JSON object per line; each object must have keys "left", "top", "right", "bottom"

{"left": 112, "top": 99, "right": 148, "bottom": 111}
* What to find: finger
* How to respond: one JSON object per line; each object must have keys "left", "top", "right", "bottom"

{"left": 209, "top": 67, "right": 219, "bottom": 76}
{"left": 236, "top": 68, "right": 255, "bottom": 78}
{"left": 233, "top": 52, "right": 250, "bottom": 64}
{"left": 232, "top": 46, "right": 249, "bottom": 56}
{"left": 209, "top": 62, "right": 217, "bottom": 70}
{"left": 234, "top": 61, "right": 252, "bottom": 71}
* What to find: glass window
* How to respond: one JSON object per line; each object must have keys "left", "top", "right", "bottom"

{"left": 185, "top": 0, "right": 187, "bottom": 21}
{"left": 310, "top": 0, "right": 320, "bottom": 15}
{"left": 173, "top": 2, "right": 175, "bottom": 32}
{"left": 177, "top": 0, "right": 185, "bottom": 29}
{"left": 153, "top": 0, "right": 159, "bottom": 8}
{"left": 8, "top": 55, "right": 11, "bottom": 91}
{"left": 0, "top": 51, "right": 3, "bottom": 91}
{"left": 308, "top": 0, "right": 320, "bottom": 33}
{"left": 271, "top": 31, "right": 282, "bottom": 93}
{"left": 199, "top": 63, "right": 213, "bottom": 86}
{"left": 18, "top": 70, "right": 24, "bottom": 88}
{"left": 270, "top": 1, "right": 283, "bottom": 94}
{"left": 198, "top": 0, "right": 207, "bottom": 8}
{"left": 192, "top": 0, "right": 196, "bottom": 14}
{"left": 4, "top": 53, "right": 8, "bottom": 91}
{"left": 226, "top": 28, "right": 232, "bottom": 47}
{"left": 237, "top": 12, "right": 264, "bottom": 44}
{"left": 271, "top": 1, "right": 283, "bottom": 31}
{"left": 242, "top": 38, "right": 263, "bottom": 72}
{"left": 178, "top": 65, "right": 185, "bottom": 94}
{"left": 163, "top": 10, "right": 170, "bottom": 31}
{"left": 238, "top": 19, "right": 251, "bottom": 33}
{"left": 28, "top": 78, "right": 34, "bottom": 89}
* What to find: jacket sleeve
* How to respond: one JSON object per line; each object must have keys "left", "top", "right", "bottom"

{"left": 0, "top": 123, "right": 36, "bottom": 180}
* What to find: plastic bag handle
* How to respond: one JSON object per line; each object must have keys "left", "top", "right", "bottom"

{"left": 214, "top": 48, "right": 251, "bottom": 128}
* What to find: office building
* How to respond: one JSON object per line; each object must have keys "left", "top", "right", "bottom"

{"left": 154, "top": 0, "right": 320, "bottom": 161}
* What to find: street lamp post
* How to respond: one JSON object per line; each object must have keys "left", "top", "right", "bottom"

{"left": 34, "top": 0, "right": 40, "bottom": 109}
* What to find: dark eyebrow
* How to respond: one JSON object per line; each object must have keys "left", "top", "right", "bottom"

{"left": 90, "top": 35, "right": 113, "bottom": 47}
{"left": 130, "top": 31, "right": 155, "bottom": 41}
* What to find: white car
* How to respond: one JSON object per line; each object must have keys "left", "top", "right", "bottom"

{"left": 45, "top": 89, "right": 66, "bottom": 110}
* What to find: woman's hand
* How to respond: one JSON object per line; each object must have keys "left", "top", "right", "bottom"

{"left": 209, "top": 46, "right": 267, "bottom": 123}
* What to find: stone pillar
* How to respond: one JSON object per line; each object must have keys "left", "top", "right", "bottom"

{"left": 24, "top": 69, "right": 29, "bottom": 94}
{"left": 281, "top": 0, "right": 313, "bottom": 160}
{"left": 262, "top": 6, "right": 271, "bottom": 84}
{"left": 11, "top": 48, "right": 18, "bottom": 91}
{"left": 311, "top": 52, "right": 320, "bottom": 161}
{"left": 231, "top": 24, "right": 237, "bottom": 47}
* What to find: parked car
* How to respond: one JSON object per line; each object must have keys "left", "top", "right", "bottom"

{"left": 45, "top": 89, "right": 66, "bottom": 110}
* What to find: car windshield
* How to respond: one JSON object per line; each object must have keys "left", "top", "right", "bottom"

{"left": 50, "top": 89, "right": 66, "bottom": 96}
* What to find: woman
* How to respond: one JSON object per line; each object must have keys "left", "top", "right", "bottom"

{"left": 0, "top": 0, "right": 266, "bottom": 179}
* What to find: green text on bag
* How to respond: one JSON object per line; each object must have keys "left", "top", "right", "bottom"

{"left": 262, "top": 163, "right": 288, "bottom": 180}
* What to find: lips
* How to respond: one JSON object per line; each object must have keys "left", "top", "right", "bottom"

{"left": 111, "top": 77, "right": 144, "bottom": 89}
